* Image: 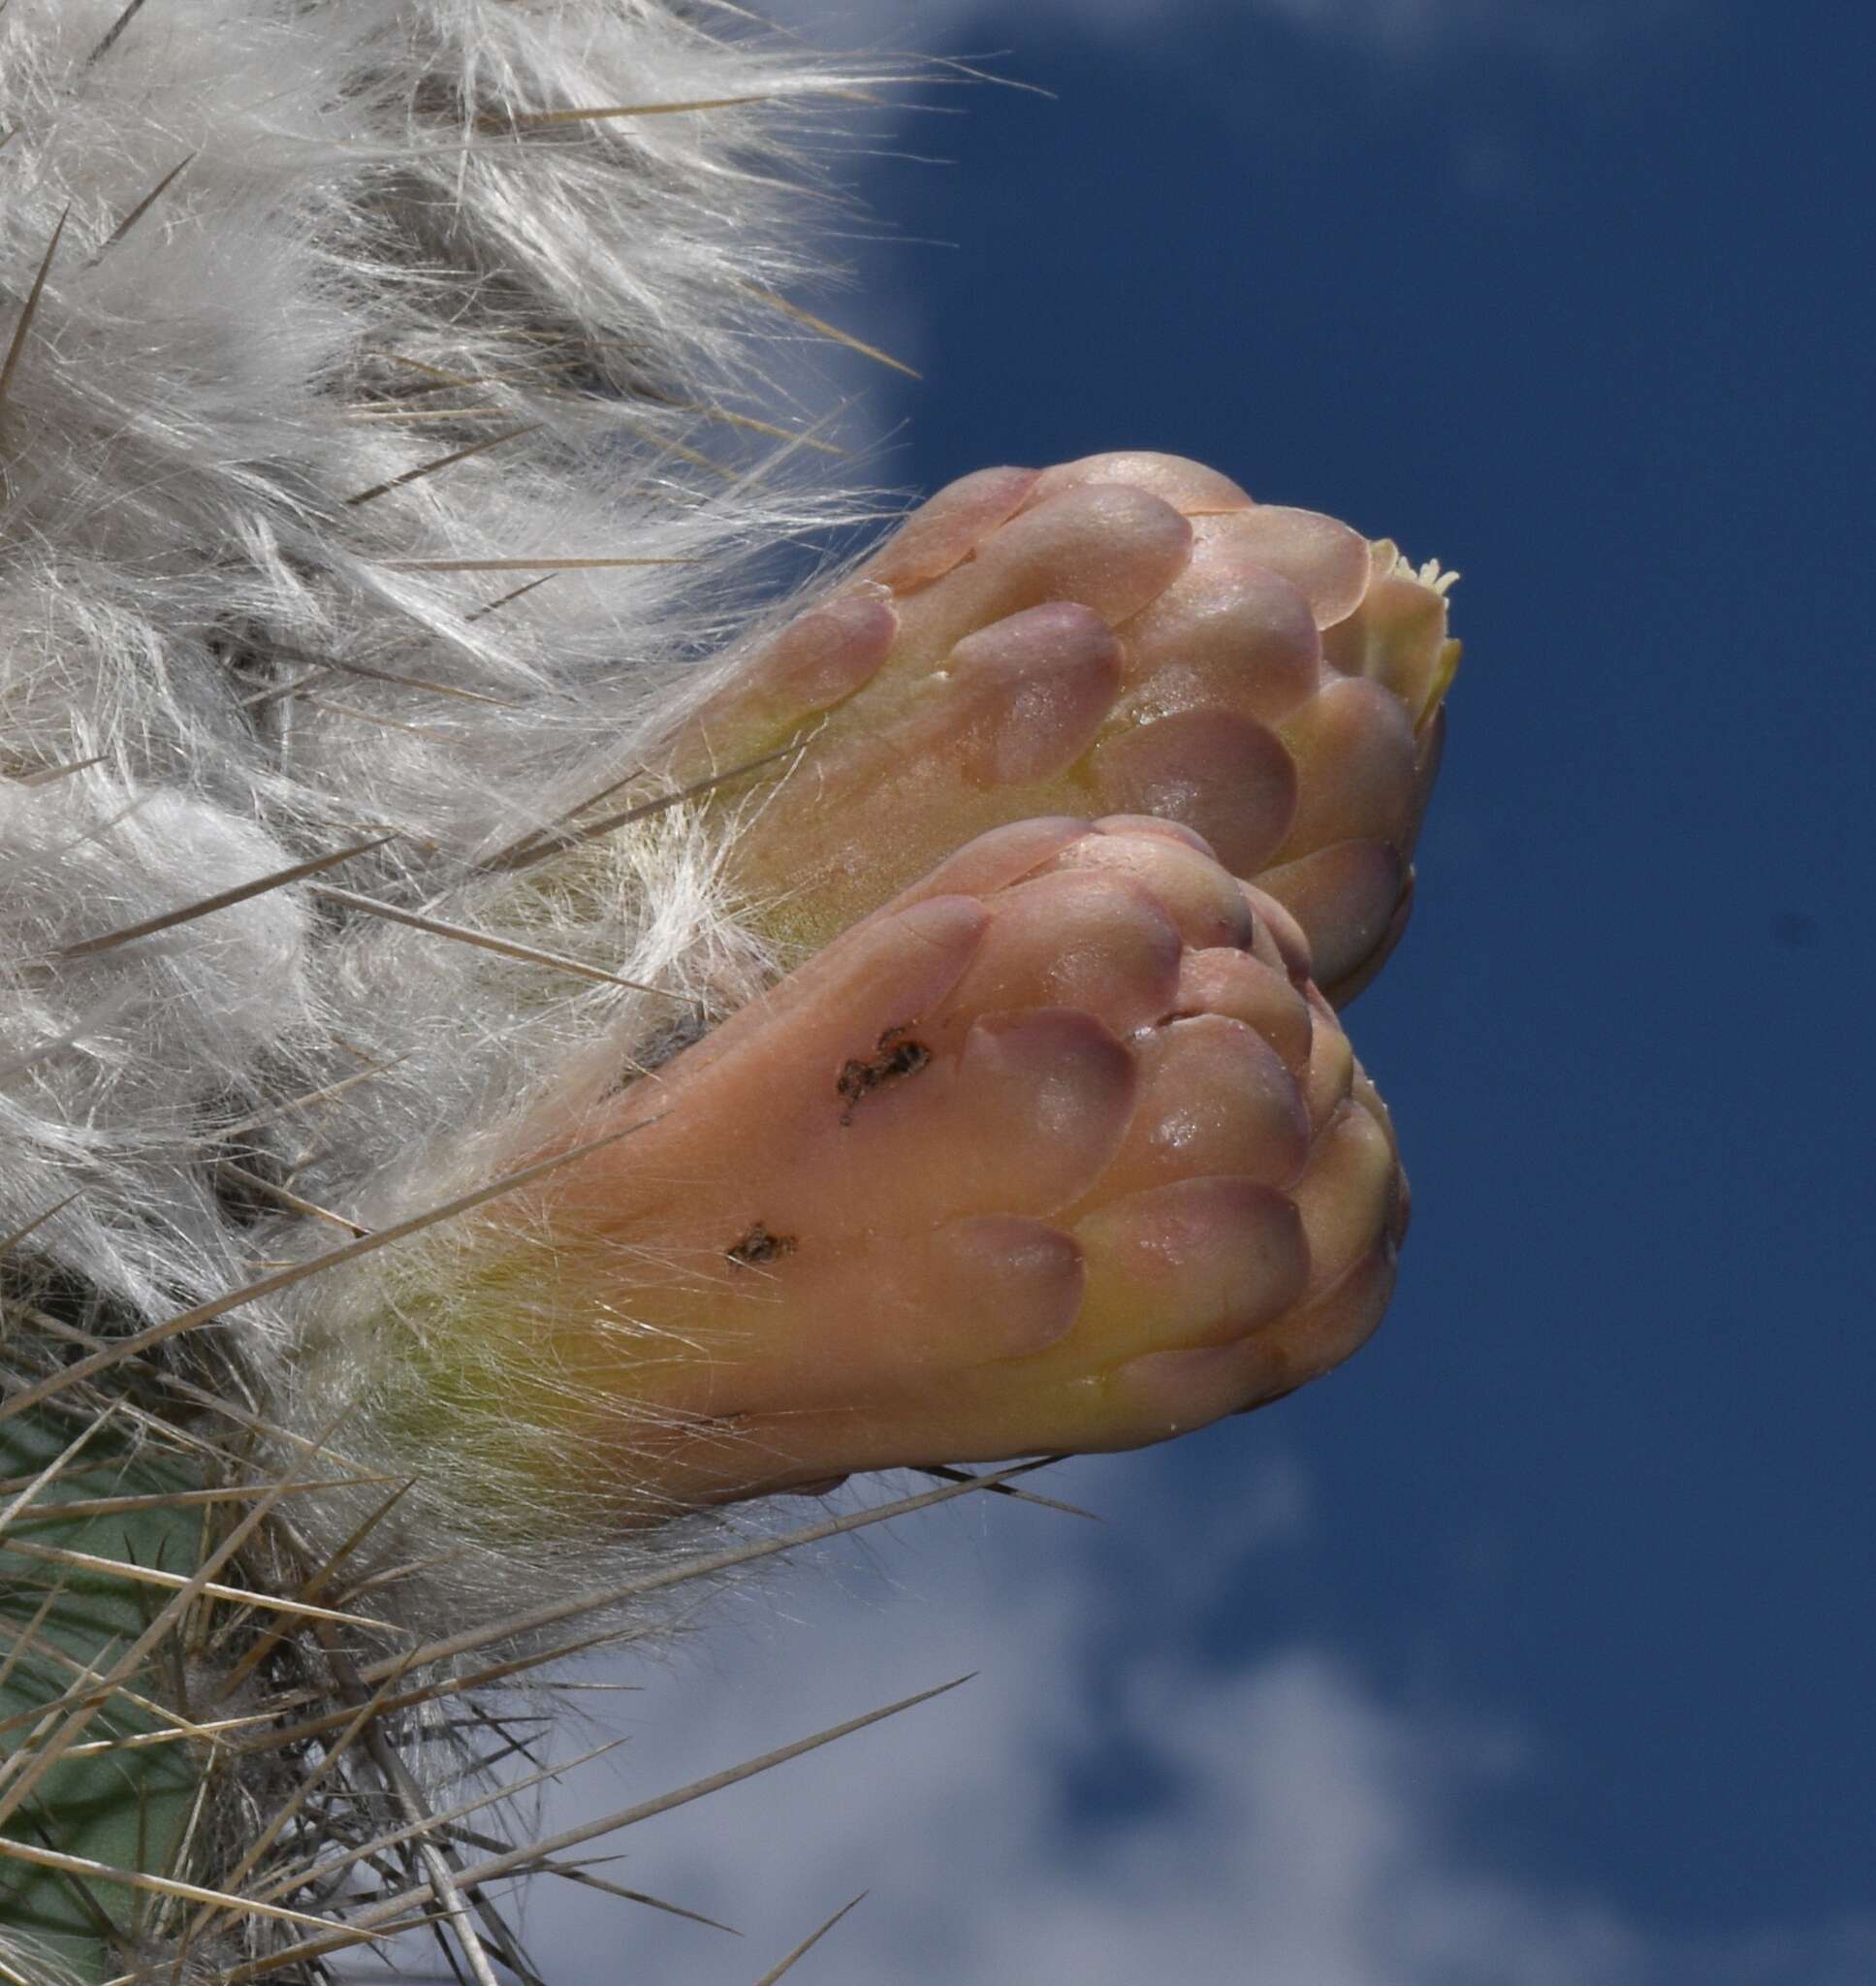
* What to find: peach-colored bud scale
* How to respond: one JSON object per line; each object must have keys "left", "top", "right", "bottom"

{"left": 670, "top": 454, "right": 1456, "bottom": 1009}
{"left": 441, "top": 823, "right": 1408, "bottom": 1508}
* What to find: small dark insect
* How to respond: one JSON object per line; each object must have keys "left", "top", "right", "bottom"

{"left": 726, "top": 1222, "right": 798, "bottom": 1267}
{"left": 835, "top": 1025, "right": 932, "bottom": 1124}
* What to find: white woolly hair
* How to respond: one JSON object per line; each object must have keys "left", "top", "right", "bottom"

{"left": 0, "top": 0, "right": 916, "bottom": 1633}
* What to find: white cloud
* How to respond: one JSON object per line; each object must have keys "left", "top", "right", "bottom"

{"left": 422, "top": 1450, "right": 1876, "bottom": 1985}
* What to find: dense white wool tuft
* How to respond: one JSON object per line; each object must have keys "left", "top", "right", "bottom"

{"left": 0, "top": 1, "right": 906, "bottom": 1629}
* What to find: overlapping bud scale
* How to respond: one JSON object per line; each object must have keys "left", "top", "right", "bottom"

{"left": 693, "top": 451, "right": 1457, "bottom": 1008}
{"left": 456, "top": 821, "right": 1407, "bottom": 1501}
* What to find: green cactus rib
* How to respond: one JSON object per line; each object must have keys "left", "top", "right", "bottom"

{"left": 1, "top": 1411, "right": 205, "bottom": 1983}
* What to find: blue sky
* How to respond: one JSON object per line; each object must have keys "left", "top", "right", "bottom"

{"left": 495, "top": 3, "right": 1876, "bottom": 1979}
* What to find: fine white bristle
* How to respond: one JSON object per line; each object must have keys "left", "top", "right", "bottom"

{"left": 0, "top": 5, "right": 947, "bottom": 1976}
